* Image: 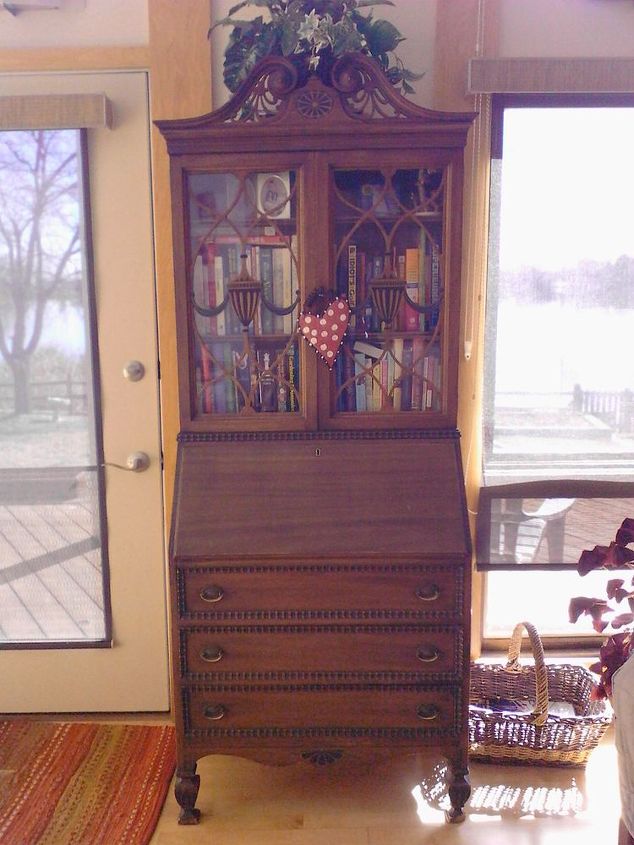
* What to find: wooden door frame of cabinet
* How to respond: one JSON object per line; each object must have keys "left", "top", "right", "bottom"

{"left": 157, "top": 55, "right": 475, "bottom": 434}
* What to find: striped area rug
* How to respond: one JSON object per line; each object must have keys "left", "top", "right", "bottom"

{"left": 0, "top": 720, "right": 175, "bottom": 844}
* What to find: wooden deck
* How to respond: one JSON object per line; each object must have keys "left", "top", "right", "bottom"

{"left": 0, "top": 491, "right": 105, "bottom": 644}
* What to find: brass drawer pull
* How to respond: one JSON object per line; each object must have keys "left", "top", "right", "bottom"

{"left": 416, "top": 646, "right": 440, "bottom": 663}
{"left": 200, "top": 646, "right": 224, "bottom": 663}
{"left": 203, "top": 704, "right": 226, "bottom": 721}
{"left": 415, "top": 584, "right": 440, "bottom": 602}
{"left": 200, "top": 585, "right": 224, "bottom": 603}
{"left": 416, "top": 703, "right": 439, "bottom": 721}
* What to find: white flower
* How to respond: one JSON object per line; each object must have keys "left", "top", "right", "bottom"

{"left": 297, "top": 10, "right": 321, "bottom": 41}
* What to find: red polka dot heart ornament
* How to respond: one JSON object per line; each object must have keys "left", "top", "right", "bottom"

{"left": 298, "top": 292, "right": 350, "bottom": 369}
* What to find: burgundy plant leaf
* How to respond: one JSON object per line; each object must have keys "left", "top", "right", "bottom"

{"left": 577, "top": 545, "right": 610, "bottom": 576}
{"left": 568, "top": 596, "right": 607, "bottom": 623}
{"left": 611, "top": 613, "right": 634, "bottom": 629}
{"left": 606, "top": 578, "right": 625, "bottom": 600}
{"left": 604, "top": 541, "right": 634, "bottom": 569}
{"left": 588, "top": 659, "right": 603, "bottom": 677}
{"left": 595, "top": 632, "right": 634, "bottom": 699}
{"left": 616, "top": 518, "right": 634, "bottom": 546}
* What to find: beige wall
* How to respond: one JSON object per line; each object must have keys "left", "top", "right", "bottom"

{"left": 0, "top": 0, "right": 148, "bottom": 49}
{"left": 498, "top": 0, "right": 634, "bottom": 57}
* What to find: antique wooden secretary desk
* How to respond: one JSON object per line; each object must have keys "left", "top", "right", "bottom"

{"left": 157, "top": 53, "right": 475, "bottom": 825}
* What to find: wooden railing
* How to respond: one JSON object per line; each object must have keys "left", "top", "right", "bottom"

{"left": 0, "top": 379, "right": 87, "bottom": 417}
{"left": 572, "top": 384, "right": 634, "bottom": 432}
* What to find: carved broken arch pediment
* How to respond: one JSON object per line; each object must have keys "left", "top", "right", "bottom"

{"left": 208, "top": 53, "right": 467, "bottom": 126}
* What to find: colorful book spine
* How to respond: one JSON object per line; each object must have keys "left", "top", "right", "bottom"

{"left": 342, "top": 347, "right": 356, "bottom": 412}
{"left": 224, "top": 344, "right": 237, "bottom": 413}
{"left": 400, "top": 338, "right": 413, "bottom": 412}
{"left": 353, "top": 350, "right": 367, "bottom": 412}
{"left": 214, "top": 255, "right": 225, "bottom": 336}
{"left": 347, "top": 243, "right": 357, "bottom": 327}
{"left": 391, "top": 338, "right": 403, "bottom": 411}
{"left": 272, "top": 247, "right": 285, "bottom": 333}
{"left": 411, "top": 335, "right": 425, "bottom": 411}
{"left": 430, "top": 242, "right": 441, "bottom": 328}
{"left": 200, "top": 345, "right": 214, "bottom": 413}
{"left": 259, "top": 247, "right": 274, "bottom": 334}
{"left": 210, "top": 342, "right": 226, "bottom": 413}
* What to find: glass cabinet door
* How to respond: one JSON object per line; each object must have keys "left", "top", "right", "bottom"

{"left": 331, "top": 166, "right": 445, "bottom": 417}
{"left": 186, "top": 169, "right": 301, "bottom": 418}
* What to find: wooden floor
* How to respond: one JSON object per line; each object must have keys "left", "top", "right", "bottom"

{"left": 150, "top": 732, "right": 621, "bottom": 844}
{"left": 0, "top": 495, "right": 104, "bottom": 643}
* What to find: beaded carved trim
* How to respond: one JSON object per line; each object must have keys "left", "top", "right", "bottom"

{"left": 178, "top": 429, "right": 460, "bottom": 443}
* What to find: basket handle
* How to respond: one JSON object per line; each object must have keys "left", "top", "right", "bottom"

{"left": 504, "top": 621, "right": 549, "bottom": 727}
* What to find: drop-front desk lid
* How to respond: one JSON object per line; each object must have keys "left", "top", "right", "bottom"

{"left": 170, "top": 433, "right": 471, "bottom": 560}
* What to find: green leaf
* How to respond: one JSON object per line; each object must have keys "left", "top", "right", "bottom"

{"left": 223, "top": 20, "right": 280, "bottom": 92}
{"left": 365, "top": 18, "right": 403, "bottom": 55}
{"left": 280, "top": 14, "right": 301, "bottom": 54}
{"left": 330, "top": 18, "right": 364, "bottom": 55}
{"left": 400, "top": 67, "right": 425, "bottom": 82}
{"left": 355, "top": 0, "right": 395, "bottom": 6}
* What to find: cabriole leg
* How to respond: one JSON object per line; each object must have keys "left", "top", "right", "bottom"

{"left": 175, "top": 761, "right": 201, "bottom": 825}
{"left": 446, "top": 761, "right": 470, "bottom": 823}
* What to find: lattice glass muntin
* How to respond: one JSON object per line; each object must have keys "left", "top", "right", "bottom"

{"left": 332, "top": 167, "right": 445, "bottom": 414}
{"left": 187, "top": 170, "right": 300, "bottom": 416}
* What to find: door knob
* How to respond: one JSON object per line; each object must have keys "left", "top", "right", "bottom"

{"left": 126, "top": 451, "right": 150, "bottom": 472}
{"left": 123, "top": 360, "right": 145, "bottom": 382}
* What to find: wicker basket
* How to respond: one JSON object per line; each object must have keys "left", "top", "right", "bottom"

{"left": 469, "top": 621, "right": 612, "bottom": 767}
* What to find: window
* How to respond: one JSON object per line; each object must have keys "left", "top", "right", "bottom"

{"left": 0, "top": 129, "right": 109, "bottom": 646}
{"left": 480, "top": 98, "right": 634, "bottom": 644}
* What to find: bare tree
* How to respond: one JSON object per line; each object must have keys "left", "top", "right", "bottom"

{"left": 0, "top": 129, "right": 81, "bottom": 414}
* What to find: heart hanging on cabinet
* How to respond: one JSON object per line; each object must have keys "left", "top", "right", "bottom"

{"left": 298, "top": 296, "right": 350, "bottom": 369}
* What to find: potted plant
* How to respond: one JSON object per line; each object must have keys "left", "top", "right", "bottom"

{"left": 568, "top": 517, "right": 634, "bottom": 699}
{"left": 210, "top": 0, "right": 423, "bottom": 95}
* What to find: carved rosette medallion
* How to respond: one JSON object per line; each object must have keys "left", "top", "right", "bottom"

{"left": 296, "top": 89, "right": 334, "bottom": 119}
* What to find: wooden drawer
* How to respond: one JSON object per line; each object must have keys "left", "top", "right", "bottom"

{"left": 181, "top": 626, "right": 461, "bottom": 677}
{"left": 183, "top": 685, "right": 460, "bottom": 736}
{"left": 177, "top": 564, "right": 463, "bottom": 620}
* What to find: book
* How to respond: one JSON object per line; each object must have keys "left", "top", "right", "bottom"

{"left": 223, "top": 344, "right": 237, "bottom": 413}
{"left": 200, "top": 344, "right": 214, "bottom": 413}
{"left": 288, "top": 344, "right": 298, "bottom": 412}
{"left": 353, "top": 350, "right": 367, "bottom": 412}
{"left": 353, "top": 339, "right": 383, "bottom": 360}
{"left": 402, "top": 282, "right": 420, "bottom": 332}
{"left": 430, "top": 242, "right": 441, "bottom": 328}
{"left": 214, "top": 254, "right": 226, "bottom": 336}
{"left": 342, "top": 346, "right": 356, "bottom": 412}
{"left": 272, "top": 247, "right": 286, "bottom": 333}
{"left": 400, "top": 338, "right": 413, "bottom": 411}
{"left": 210, "top": 342, "right": 226, "bottom": 413}
{"left": 280, "top": 247, "right": 293, "bottom": 334}
{"left": 411, "top": 335, "right": 425, "bottom": 410}
{"left": 259, "top": 247, "right": 274, "bottom": 334}
{"left": 347, "top": 244, "right": 357, "bottom": 326}
{"left": 392, "top": 337, "right": 403, "bottom": 411}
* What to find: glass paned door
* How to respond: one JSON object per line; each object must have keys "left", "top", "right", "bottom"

{"left": 0, "top": 129, "right": 108, "bottom": 646}
{"left": 0, "top": 71, "right": 168, "bottom": 714}
{"left": 331, "top": 166, "right": 444, "bottom": 415}
{"left": 187, "top": 169, "right": 301, "bottom": 418}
